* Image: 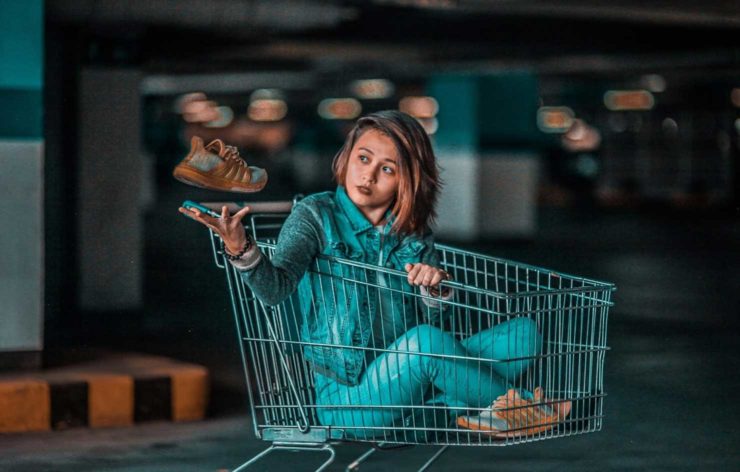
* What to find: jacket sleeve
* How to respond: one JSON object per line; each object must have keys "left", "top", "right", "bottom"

{"left": 237, "top": 202, "right": 322, "bottom": 306}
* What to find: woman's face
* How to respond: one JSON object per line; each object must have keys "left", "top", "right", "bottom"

{"left": 344, "top": 129, "right": 401, "bottom": 223}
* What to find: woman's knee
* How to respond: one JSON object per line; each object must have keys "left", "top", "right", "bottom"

{"left": 488, "top": 317, "right": 542, "bottom": 379}
{"left": 399, "top": 324, "right": 448, "bottom": 353}
{"left": 500, "top": 317, "right": 542, "bottom": 357}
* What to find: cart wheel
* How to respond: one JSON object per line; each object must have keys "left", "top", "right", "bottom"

{"left": 346, "top": 446, "right": 376, "bottom": 472}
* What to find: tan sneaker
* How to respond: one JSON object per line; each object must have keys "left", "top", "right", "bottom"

{"left": 173, "top": 136, "right": 268, "bottom": 193}
{"left": 456, "top": 387, "right": 572, "bottom": 439}
{"left": 490, "top": 387, "right": 572, "bottom": 438}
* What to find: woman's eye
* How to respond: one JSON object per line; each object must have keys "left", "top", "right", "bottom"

{"left": 382, "top": 166, "right": 394, "bottom": 174}
{"left": 359, "top": 155, "right": 369, "bottom": 162}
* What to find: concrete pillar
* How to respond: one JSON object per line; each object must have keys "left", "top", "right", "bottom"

{"left": 0, "top": 0, "right": 44, "bottom": 368}
{"left": 428, "top": 72, "right": 541, "bottom": 241}
{"left": 78, "top": 69, "right": 144, "bottom": 310}
{"left": 479, "top": 152, "right": 541, "bottom": 237}
{"left": 428, "top": 74, "right": 481, "bottom": 240}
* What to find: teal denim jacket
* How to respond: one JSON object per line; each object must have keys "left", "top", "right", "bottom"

{"left": 239, "top": 186, "right": 444, "bottom": 386}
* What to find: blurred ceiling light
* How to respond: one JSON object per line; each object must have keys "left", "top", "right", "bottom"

{"left": 174, "top": 92, "right": 207, "bottom": 113}
{"left": 661, "top": 117, "right": 679, "bottom": 135}
{"left": 204, "top": 106, "right": 234, "bottom": 128}
{"left": 250, "top": 88, "right": 285, "bottom": 102}
{"left": 382, "top": 0, "right": 455, "bottom": 8}
{"left": 248, "top": 99, "right": 288, "bottom": 122}
{"left": 399, "top": 96, "right": 438, "bottom": 118}
{"left": 566, "top": 121, "right": 588, "bottom": 141}
{"left": 574, "top": 154, "right": 599, "bottom": 178}
{"left": 183, "top": 100, "right": 220, "bottom": 123}
{"left": 608, "top": 113, "right": 628, "bottom": 133}
{"left": 318, "top": 98, "right": 362, "bottom": 120}
{"left": 731, "top": 88, "right": 740, "bottom": 108}
{"left": 536, "top": 106, "right": 575, "bottom": 133}
{"left": 182, "top": 99, "right": 217, "bottom": 115}
{"left": 562, "top": 119, "right": 601, "bottom": 152}
{"left": 351, "top": 79, "right": 395, "bottom": 99}
{"left": 640, "top": 74, "right": 667, "bottom": 93}
{"left": 417, "top": 117, "right": 438, "bottom": 135}
{"left": 603, "top": 90, "right": 655, "bottom": 111}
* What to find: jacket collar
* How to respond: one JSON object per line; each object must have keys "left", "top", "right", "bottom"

{"left": 335, "top": 185, "right": 395, "bottom": 236}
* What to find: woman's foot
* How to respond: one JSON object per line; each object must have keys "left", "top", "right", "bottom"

{"left": 456, "top": 387, "right": 572, "bottom": 438}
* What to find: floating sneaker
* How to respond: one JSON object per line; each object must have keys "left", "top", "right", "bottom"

{"left": 173, "top": 136, "right": 268, "bottom": 193}
{"left": 456, "top": 387, "right": 572, "bottom": 439}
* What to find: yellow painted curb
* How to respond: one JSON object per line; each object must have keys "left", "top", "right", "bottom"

{"left": 1, "top": 354, "right": 210, "bottom": 432}
{"left": 0, "top": 380, "right": 50, "bottom": 432}
{"left": 88, "top": 374, "right": 134, "bottom": 428}
{"left": 170, "top": 367, "right": 209, "bottom": 422}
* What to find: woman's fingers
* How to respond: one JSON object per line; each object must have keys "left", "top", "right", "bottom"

{"left": 415, "top": 267, "right": 429, "bottom": 285}
{"left": 178, "top": 207, "right": 220, "bottom": 231}
{"left": 193, "top": 211, "right": 221, "bottom": 232}
{"left": 405, "top": 263, "right": 449, "bottom": 287}
{"left": 421, "top": 266, "right": 440, "bottom": 286}
{"left": 406, "top": 263, "right": 421, "bottom": 284}
{"left": 234, "top": 205, "right": 251, "bottom": 221}
{"left": 179, "top": 206, "right": 205, "bottom": 222}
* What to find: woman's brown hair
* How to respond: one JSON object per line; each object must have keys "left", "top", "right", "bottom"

{"left": 332, "top": 110, "right": 441, "bottom": 236}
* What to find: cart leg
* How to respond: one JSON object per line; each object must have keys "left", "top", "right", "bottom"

{"left": 346, "top": 446, "right": 378, "bottom": 471}
{"left": 346, "top": 444, "right": 448, "bottom": 472}
{"left": 417, "top": 445, "right": 449, "bottom": 472}
{"left": 232, "top": 443, "right": 336, "bottom": 472}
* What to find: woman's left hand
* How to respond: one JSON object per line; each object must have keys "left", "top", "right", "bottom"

{"left": 404, "top": 263, "right": 451, "bottom": 288}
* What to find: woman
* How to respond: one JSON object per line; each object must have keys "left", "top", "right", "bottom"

{"left": 180, "top": 110, "right": 569, "bottom": 438}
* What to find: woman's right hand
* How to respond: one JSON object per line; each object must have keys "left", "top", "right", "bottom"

{"left": 178, "top": 205, "right": 252, "bottom": 255}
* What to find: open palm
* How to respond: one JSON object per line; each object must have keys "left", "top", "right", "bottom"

{"left": 178, "top": 205, "right": 252, "bottom": 254}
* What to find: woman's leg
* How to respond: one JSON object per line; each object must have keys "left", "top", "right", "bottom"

{"left": 460, "top": 317, "right": 542, "bottom": 383}
{"left": 315, "top": 324, "right": 510, "bottom": 435}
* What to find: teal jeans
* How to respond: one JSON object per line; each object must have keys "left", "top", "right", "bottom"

{"left": 314, "top": 317, "right": 542, "bottom": 438}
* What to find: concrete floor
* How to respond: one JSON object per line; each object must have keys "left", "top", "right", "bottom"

{"left": 2, "top": 320, "right": 738, "bottom": 471}
{"left": 2, "top": 180, "right": 739, "bottom": 471}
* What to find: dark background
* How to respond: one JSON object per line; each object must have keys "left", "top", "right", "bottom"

{"left": 20, "top": 1, "right": 740, "bottom": 469}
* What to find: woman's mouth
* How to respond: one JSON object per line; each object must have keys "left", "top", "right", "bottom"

{"left": 356, "top": 186, "right": 372, "bottom": 195}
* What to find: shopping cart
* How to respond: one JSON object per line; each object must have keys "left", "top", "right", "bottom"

{"left": 194, "top": 199, "right": 615, "bottom": 472}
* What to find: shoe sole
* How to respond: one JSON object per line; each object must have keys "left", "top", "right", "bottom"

{"left": 457, "top": 414, "right": 562, "bottom": 439}
{"left": 489, "top": 389, "right": 572, "bottom": 439}
{"left": 173, "top": 166, "right": 268, "bottom": 193}
{"left": 456, "top": 415, "right": 505, "bottom": 436}
{"left": 457, "top": 400, "right": 571, "bottom": 439}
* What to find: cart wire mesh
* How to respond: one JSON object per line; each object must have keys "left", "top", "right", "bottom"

{"left": 201, "top": 202, "right": 615, "bottom": 470}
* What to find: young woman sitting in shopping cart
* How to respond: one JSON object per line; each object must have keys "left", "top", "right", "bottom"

{"left": 180, "top": 110, "right": 571, "bottom": 439}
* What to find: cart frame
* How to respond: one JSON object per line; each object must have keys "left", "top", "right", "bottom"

{"left": 197, "top": 200, "right": 615, "bottom": 471}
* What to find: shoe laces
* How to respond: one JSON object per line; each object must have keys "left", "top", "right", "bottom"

{"left": 223, "top": 145, "right": 247, "bottom": 167}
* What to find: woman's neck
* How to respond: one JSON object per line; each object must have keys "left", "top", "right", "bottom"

{"left": 360, "top": 206, "right": 388, "bottom": 227}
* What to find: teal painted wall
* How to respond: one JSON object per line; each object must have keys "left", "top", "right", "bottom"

{"left": 477, "top": 72, "right": 539, "bottom": 148}
{"left": 0, "top": 0, "right": 44, "bottom": 355}
{"left": 428, "top": 71, "right": 541, "bottom": 153}
{"left": 0, "top": 0, "right": 43, "bottom": 138}
{"left": 427, "top": 73, "right": 479, "bottom": 152}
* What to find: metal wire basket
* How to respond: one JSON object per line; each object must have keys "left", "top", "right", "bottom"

{"left": 198, "top": 200, "right": 615, "bottom": 472}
